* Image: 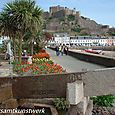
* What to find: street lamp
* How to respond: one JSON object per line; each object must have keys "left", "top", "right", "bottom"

{"left": 34, "top": 42, "right": 36, "bottom": 45}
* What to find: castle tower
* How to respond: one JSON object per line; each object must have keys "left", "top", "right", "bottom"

{"left": 49, "top": 5, "right": 64, "bottom": 14}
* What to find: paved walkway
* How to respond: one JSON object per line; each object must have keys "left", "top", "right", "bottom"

{"left": 46, "top": 48, "right": 105, "bottom": 73}
{"left": 0, "top": 61, "right": 13, "bottom": 77}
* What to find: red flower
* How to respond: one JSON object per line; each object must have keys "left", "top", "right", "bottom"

{"left": 32, "top": 52, "right": 50, "bottom": 59}
{"left": 39, "top": 50, "right": 46, "bottom": 53}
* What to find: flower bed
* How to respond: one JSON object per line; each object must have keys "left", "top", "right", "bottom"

{"left": 32, "top": 52, "right": 50, "bottom": 59}
{"left": 13, "top": 58, "right": 65, "bottom": 75}
{"left": 39, "top": 49, "right": 46, "bottom": 53}
{"left": 13, "top": 50, "right": 66, "bottom": 75}
{"left": 32, "top": 58, "right": 53, "bottom": 64}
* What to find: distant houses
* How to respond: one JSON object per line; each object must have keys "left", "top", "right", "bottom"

{"left": 48, "top": 33, "right": 115, "bottom": 47}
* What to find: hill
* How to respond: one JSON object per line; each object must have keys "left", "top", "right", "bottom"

{"left": 43, "top": 5, "right": 109, "bottom": 36}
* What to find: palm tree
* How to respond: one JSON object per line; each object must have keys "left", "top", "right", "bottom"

{"left": 0, "top": 11, "right": 17, "bottom": 60}
{"left": 0, "top": 0, "right": 43, "bottom": 63}
{"left": 28, "top": 6, "right": 43, "bottom": 55}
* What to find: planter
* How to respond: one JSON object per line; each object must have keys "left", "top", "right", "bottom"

{"left": 58, "top": 110, "right": 67, "bottom": 115}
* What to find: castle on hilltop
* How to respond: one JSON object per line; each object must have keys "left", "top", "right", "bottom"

{"left": 44, "top": 5, "right": 79, "bottom": 19}
{"left": 43, "top": 5, "right": 109, "bottom": 35}
{"left": 50, "top": 5, "right": 79, "bottom": 18}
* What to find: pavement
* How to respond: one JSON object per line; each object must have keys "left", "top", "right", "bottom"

{"left": 46, "top": 48, "right": 105, "bottom": 73}
{"left": 0, "top": 61, "right": 13, "bottom": 77}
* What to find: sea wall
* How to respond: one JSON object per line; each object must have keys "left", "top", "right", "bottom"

{"left": 70, "top": 46, "right": 115, "bottom": 51}
{"left": 68, "top": 50, "right": 115, "bottom": 67}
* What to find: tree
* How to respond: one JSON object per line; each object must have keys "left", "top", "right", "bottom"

{"left": 108, "top": 28, "right": 115, "bottom": 36}
{"left": 0, "top": 10, "right": 17, "bottom": 60}
{"left": 0, "top": 0, "right": 43, "bottom": 63}
{"left": 67, "top": 14, "right": 75, "bottom": 21}
{"left": 71, "top": 25, "right": 81, "bottom": 33}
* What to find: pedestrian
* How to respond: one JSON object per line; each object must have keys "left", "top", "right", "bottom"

{"left": 45, "top": 45, "right": 47, "bottom": 49}
{"left": 64, "top": 45, "right": 69, "bottom": 55}
{"left": 59, "top": 44, "right": 61, "bottom": 55}
{"left": 60, "top": 44, "right": 65, "bottom": 56}
{"left": 55, "top": 45, "right": 59, "bottom": 56}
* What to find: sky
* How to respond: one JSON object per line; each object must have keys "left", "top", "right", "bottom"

{"left": 0, "top": 0, "right": 115, "bottom": 27}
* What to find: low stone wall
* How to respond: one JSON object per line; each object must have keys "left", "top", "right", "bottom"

{"left": 0, "top": 67, "right": 115, "bottom": 114}
{"left": 68, "top": 50, "right": 115, "bottom": 67}
{"left": 0, "top": 84, "right": 13, "bottom": 104}
{"left": 0, "top": 68, "right": 115, "bottom": 98}
{"left": 0, "top": 83, "right": 19, "bottom": 109}
{"left": 70, "top": 46, "right": 115, "bottom": 51}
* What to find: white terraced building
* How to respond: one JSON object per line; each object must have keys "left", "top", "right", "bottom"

{"left": 48, "top": 33, "right": 115, "bottom": 47}
{"left": 48, "top": 33, "right": 70, "bottom": 47}
{"left": 70, "top": 36, "right": 114, "bottom": 46}
{"left": 54, "top": 33, "right": 70, "bottom": 45}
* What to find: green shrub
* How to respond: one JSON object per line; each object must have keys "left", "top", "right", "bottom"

{"left": 91, "top": 94, "right": 115, "bottom": 107}
{"left": 67, "top": 14, "right": 75, "bottom": 21}
{"left": 53, "top": 98, "right": 69, "bottom": 110}
{"left": 71, "top": 27, "right": 81, "bottom": 33}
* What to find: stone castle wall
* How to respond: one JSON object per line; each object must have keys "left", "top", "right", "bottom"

{"left": 49, "top": 5, "right": 65, "bottom": 14}
{"left": 52, "top": 10, "right": 65, "bottom": 18}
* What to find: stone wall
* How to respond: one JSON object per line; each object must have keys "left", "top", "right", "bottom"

{"left": 0, "top": 82, "right": 18, "bottom": 109}
{"left": 82, "top": 67, "right": 115, "bottom": 96}
{"left": 52, "top": 10, "right": 65, "bottom": 18}
{"left": 50, "top": 6, "right": 65, "bottom": 14}
{"left": 0, "top": 67, "right": 114, "bottom": 98}
{"left": 71, "top": 46, "right": 115, "bottom": 51}
{"left": 68, "top": 50, "right": 115, "bottom": 67}
{"left": 0, "top": 67, "right": 115, "bottom": 114}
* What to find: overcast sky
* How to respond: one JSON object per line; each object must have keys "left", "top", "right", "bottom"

{"left": 0, "top": 0, "right": 115, "bottom": 27}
